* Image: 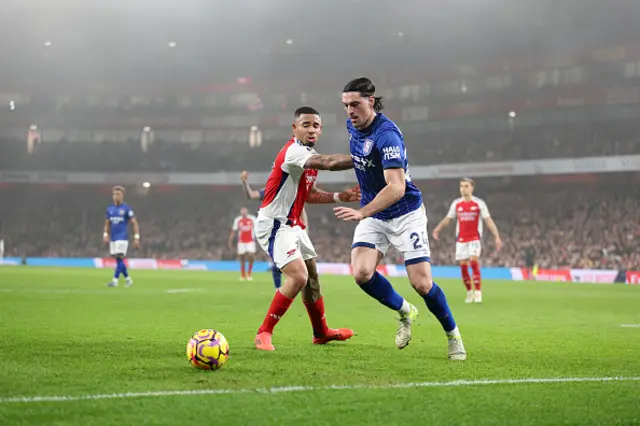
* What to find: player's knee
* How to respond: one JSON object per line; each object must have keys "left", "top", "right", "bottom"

{"left": 407, "top": 263, "right": 433, "bottom": 295}
{"left": 352, "top": 265, "right": 375, "bottom": 285}
{"left": 284, "top": 267, "right": 308, "bottom": 292}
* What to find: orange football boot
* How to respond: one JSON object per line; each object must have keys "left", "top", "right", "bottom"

{"left": 313, "top": 328, "right": 355, "bottom": 345}
{"left": 255, "top": 332, "right": 275, "bottom": 351}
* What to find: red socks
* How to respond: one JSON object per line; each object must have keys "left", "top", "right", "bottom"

{"left": 247, "top": 259, "right": 254, "bottom": 276}
{"left": 470, "top": 260, "right": 481, "bottom": 291}
{"left": 258, "top": 290, "right": 294, "bottom": 334}
{"left": 240, "top": 260, "right": 246, "bottom": 278}
{"left": 304, "top": 297, "right": 330, "bottom": 338}
{"left": 460, "top": 264, "right": 472, "bottom": 291}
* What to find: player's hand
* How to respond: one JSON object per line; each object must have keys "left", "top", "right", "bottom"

{"left": 495, "top": 237, "right": 503, "bottom": 251}
{"left": 334, "top": 206, "right": 364, "bottom": 222}
{"left": 241, "top": 170, "right": 248, "bottom": 181}
{"left": 133, "top": 239, "right": 141, "bottom": 249}
{"left": 432, "top": 230, "right": 440, "bottom": 241}
{"left": 338, "top": 185, "right": 361, "bottom": 202}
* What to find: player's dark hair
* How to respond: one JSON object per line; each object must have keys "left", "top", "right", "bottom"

{"left": 343, "top": 77, "right": 385, "bottom": 112}
{"left": 294, "top": 106, "right": 320, "bottom": 119}
{"left": 460, "top": 178, "right": 475, "bottom": 187}
{"left": 112, "top": 185, "right": 125, "bottom": 193}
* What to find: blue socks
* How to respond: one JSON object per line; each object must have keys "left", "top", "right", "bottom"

{"left": 272, "top": 265, "right": 282, "bottom": 289}
{"left": 359, "top": 271, "right": 404, "bottom": 311}
{"left": 422, "top": 282, "right": 456, "bottom": 332}
{"left": 114, "top": 258, "right": 122, "bottom": 279}
{"left": 114, "top": 258, "right": 129, "bottom": 279}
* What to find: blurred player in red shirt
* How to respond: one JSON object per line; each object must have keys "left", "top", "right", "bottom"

{"left": 228, "top": 208, "right": 257, "bottom": 281}
{"left": 432, "top": 178, "right": 503, "bottom": 304}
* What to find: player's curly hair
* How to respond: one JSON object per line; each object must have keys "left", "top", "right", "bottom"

{"left": 112, "top": 185, "right": 125, "bottom": 193}
{"left": 343, "top": 77, "right": 385, "bottom": 112}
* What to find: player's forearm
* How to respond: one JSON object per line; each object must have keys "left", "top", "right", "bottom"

{"left": 486, "top": 218, "right": 500, "bottom": 239}
{"left": 103, "top": 220, "right": 110, "bottom": 237}
{"left": 241, "top": 180, "right": 258, "bottom": 199}
{"left": 360, "top": 183, "right": 404, "bottom": 218}
{"left": 133, "top": 223, "right": 140, "bottom": 238}
{"left": 306, "top": 154, "right": 354, "bottom": 171}
{"left": 434, "top": 217, "right": 452, "bottom": 233}
{"left": 329, "top": 154, "right": 355, "bottom": 171}
{"left": 306, "top": 188, "right": 339, "bottom": 204}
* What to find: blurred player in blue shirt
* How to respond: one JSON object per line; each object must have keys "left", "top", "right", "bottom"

{"left": 334, "top": 77, "right": 466, "bottom": 360}
{"left": 103, "top": 186, "right": 140, "bottom": 288}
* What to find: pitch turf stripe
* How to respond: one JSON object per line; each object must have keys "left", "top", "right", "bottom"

{"left": 1, "top": 377, "right": 639, "bottom": 404}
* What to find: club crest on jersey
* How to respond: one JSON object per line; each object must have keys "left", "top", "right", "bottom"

{"left": 119, "top": 209, "right": 125, "bottom": 215}
{"left": 363, "top": 139, "right": 374, "bottom": 156}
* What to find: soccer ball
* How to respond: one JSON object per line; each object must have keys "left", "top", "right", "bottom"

{"left": 186, "top": 329, "right": 229, "bottom": 370}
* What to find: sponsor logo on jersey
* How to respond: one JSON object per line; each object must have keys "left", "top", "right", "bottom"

{"left": 351, "top": 155, "right": 375, "bottom": 171}
{"left": 110, "top": 216, "right": 125, "bottom": 224}
{"left": 382, "top": 146, "right": 401, "bottom": 161}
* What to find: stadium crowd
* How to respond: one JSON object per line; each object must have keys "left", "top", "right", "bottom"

{"left": 1, "top": 119, "right": 639, "bottom": 173}
{"left": 1, "top": 179, "right": 638, "bottom": 270}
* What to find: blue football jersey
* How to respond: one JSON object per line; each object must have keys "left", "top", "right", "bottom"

{"left": 105, "top": 203, "right": 134, "bottom": 241}
{"left": 348, "top": 113, "right": 423, "bottom": 220}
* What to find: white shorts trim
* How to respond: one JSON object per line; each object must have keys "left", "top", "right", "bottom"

{"left": 254, "top": 218, "right": 316, "bottom": 270}
{"left": 237, "top": 242, "right": 256, "bottom": 255}
{"left": 109, "top": 240, "right": 129, "bottom": 256}
{"left": 455, "top": 240, "right": 482, "bottom": 261}
{"left": 351, "top": 205, "right": 430, "bottom": 265}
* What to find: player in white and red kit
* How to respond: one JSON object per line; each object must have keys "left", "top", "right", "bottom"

{"left": 432, "top": 178, "right": 502, "bottom": 304}
{"left": 228, "top": 208, "right": 257, "bottom": 281}
{"left": 253, "top": 106, "right": 361, "bottom": 351}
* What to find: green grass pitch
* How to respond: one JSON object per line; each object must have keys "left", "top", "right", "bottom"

{"left": 0, "top": 267, "right": 639, "bottom": 425}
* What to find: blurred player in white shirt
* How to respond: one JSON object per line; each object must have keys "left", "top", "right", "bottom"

{"left": 228, "top": 208, "right": 257, "bottom": 281}
{"left": 432, "top": 178, "right": 503, "bottom": 303}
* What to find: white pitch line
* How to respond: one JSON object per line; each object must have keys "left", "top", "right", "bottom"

{"left": 620, "top": 324, "right": 640, "bottom": 328}
{"left": 1, "top": 376, "right": 638, "bottom": 404}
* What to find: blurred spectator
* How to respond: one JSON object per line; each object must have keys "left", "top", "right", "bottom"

{"left": 0, "top": 179, "right": 638, "bottom": 269}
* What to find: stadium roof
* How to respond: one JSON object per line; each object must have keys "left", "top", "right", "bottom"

{"left": 0, "top": 0, "right": 639, "bottom": 90}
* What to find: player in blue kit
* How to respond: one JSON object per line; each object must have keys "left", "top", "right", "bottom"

{"left": 103, "top": 186, "right": 140, "bottom": 288}
{"left": 334, "top": 77, "right": 466, "bottom": 360}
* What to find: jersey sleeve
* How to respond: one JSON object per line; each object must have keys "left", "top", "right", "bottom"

{"left": 258, "top": 188, "right": 265, "bottom": 200}
{"left": 446, "top": 200, "right": 458, "bottom": 219}
{"left": 105, "top": 208, "right": 110, "bottom": 219}
{"left": 127, "top": 207, "right": 135, "bottom": 218}
{"left": 284, "top": 143, "right": 314, "bottom": 171}
{"left": 376, "top": 128, "right": 406, "bottom": 169}
{"left": 232, "top": 217, "right": 240, "bottom": 231}
{"left": 478, "top": 199, "right": 491, "bottom": 219}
